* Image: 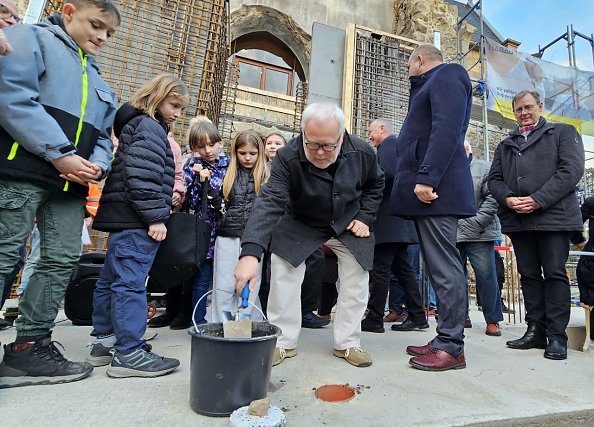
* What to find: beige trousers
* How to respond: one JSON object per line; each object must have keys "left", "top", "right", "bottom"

{"left": 267, "top": 238, "right": 369, "bottom": 350}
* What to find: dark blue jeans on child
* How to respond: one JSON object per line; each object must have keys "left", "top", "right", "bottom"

{"left": 92, "top": 229, "right": 160, "bottom": 354}
{"left": 192, "top": 259, "right": 213, "bottom": 325}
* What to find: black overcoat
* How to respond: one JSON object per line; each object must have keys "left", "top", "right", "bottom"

{"left": 487, "top": 118, "right": 584, "bottom": 233}
{"left": 241, "top": 132, "right": 384, "bottom": 270}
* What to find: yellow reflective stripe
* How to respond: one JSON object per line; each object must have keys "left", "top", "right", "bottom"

{"left": 74, "top": 48, "right": 88, "bottom": 148}
{"left": 63, "top": 49, "right": 88, "bottom": 193}
{"left": 7, "top": 141, "right": 19, "bottom": 160}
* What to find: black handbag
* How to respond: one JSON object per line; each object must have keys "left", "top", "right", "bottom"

{"left": 149, "top": 182, "right": 211, "bottom": 288}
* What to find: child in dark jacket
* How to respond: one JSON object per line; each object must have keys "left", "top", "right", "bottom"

{"left": 88, "top": 74, "right": 189, "bottom": 378}
{"left": 211, "top": 130, "right": 268, "bottom": 322}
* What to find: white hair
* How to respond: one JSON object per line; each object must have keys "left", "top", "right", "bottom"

{"left": 301, "top": 102, "right": 345, "bottom": 135}
{"left": 371, "top": 118, "right": 393, "bottom": 134}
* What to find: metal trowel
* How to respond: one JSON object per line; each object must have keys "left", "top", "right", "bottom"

{"left": 222, "top": 283, "right": 252, "bottom": 338}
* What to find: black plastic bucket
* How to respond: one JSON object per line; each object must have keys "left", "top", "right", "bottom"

{"left": 188, "top": 321, "right": 281, "bottom": 417}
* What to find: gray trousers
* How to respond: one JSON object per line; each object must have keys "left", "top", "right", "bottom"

{"left": 415, "top": 215, "right": 467, "bottom": 357}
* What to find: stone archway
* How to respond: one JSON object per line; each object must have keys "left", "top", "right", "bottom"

{"left": 230, "top": 5, "right": 311, "bottom": 80}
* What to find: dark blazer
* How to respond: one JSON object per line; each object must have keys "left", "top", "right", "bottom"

{"left": 375, "top": 135, "right": 418, "bottom": 245}
{"left": 241, "top": 132, "right": 385, "bottom": 270}
{"left": 390, "top": 63, "right": 475, "bottom": 218}
{"left": 488, "top": 118, "right": 584, "bottom": 233}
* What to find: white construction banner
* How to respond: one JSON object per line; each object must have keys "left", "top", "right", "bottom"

{"left": 485, "top": 38, "right": 594, "bottom": 136}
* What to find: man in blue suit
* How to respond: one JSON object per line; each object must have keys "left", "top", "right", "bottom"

{"left": 391, "top": 44, "right": 475, "bottom": 371}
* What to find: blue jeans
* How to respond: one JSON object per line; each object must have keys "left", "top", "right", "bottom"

{"left": 409, "top": 244, "right": 437, "bottom": 309}
{"left": 457, "top": 241, "right": 503, "bottom": 323}
{"left": 92, "top": 229, "right": 160, "bottom": 354}
{"left": 388, "top": 273, "right": 407, "bottom": 313}
{"left": 192, "top": 260, "right": 214, "bottom": 325}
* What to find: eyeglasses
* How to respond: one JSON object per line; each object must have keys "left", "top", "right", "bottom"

{"left": 0, "top": 3, "right": 20, "bottom": 23}
{"left": 303, "top": 133, "right": 341, "bottom": 152}
{"left": 514, "top": 104, "right": 538, "bottom": 114}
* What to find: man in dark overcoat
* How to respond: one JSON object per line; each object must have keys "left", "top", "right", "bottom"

{"left": 361, "top": 119, "right": 425, "bottom": 334}
{"left": 488, "top": 90, "right": 584, "bottom": 360}
{"left": 391, "top": 44, "right": 475, "bottom": 371}
{"left": 234, "top": 103, "right": 384, "bottom": 368}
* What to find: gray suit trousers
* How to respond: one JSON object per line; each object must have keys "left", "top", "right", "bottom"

{"left": 415, "top": 215, "right": 467, "bottom": 357}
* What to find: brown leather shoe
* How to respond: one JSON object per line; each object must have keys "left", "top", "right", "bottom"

{"left": 406, "top": 340, "right": 434, "bottom": 356}
{"left": 383, "top": 311, "right": 407, "bottom": 323}
{"left": 486, "top": 322, "right": 501, "bottom": 336}
{"left": 409, "top": 349, "right": 466, "bottom": 371}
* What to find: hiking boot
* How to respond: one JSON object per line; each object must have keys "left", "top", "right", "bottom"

{"left": 106, "top": 348, "right": 179, "bottom": 378}
{"left": 0, "top": 337, "right": 93, "bottom": 389}
{"left": 86, "top": 342, "right": 152, "bottom": 367}
{"left": 147, "top": 312, "right": 175, "bottom": 328}
{"left": 272, "top": 347, "right": 297, "bottom": 366}
{"left": 333, "top": 347, "right": 372, "bottom": 367}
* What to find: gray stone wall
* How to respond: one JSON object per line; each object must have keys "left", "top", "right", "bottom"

{"left": 230, "top": 0, "right": 394, "bottom": 35}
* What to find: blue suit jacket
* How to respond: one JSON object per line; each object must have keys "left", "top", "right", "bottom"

{"left": 390, "top": 63, "right": 475, "bottom": 218}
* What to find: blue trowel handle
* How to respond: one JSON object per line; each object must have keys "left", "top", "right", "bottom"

{"left": 240, "top": 283, "right": 250, "bottom": 309}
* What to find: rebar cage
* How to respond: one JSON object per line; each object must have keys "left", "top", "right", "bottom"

{"left": 344, "top": 25, "right": 417, "bottom": 139}
{"left": 42, "top": 0, "right": 230, "bottom": 147}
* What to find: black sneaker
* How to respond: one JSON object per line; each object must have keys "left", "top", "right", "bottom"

{"left": 0, "top": 318, "right": 12, "bottom": 331}
{"left": 86, "top": 342, "right": 114, "bottom": 367}
{"left": 86, "top": 342, "right": 153, "bottom": 367}
{"left": 106, "top": 348, "right": 179, "bottom": 378}
{"left": 0, "top": 338, "right": 93, "bottom": 389}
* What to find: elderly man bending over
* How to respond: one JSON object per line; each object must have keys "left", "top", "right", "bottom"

{"left": 234, "top": 103, "right": 384, "bottom": 367}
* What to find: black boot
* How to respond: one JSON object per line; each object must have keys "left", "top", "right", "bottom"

{"left": 544, "top": 340, "right": 567, "bottom": 360}
{"left": 506, "top": 323, "right": 546, "bottom": 349}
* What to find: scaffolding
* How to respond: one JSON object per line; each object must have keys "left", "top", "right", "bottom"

{"left": 42, "top": 0, "right": 231, "bottom": 147}
{"left": 292, "top": 81, "right": 308, "bottom": 136}
{"left": 218, "top": 62, "right": 239, "bottom": 141}
{"left": 343, "top": 24, "right": 418, "bottom": 139}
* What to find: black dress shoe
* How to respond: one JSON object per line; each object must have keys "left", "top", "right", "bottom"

{"left": 147, "top": 312, "right": 175, "bottom": 328}
{"left": 544, "top": 340, "right": 567, "bottom": 360}
{"left": 361, "top": 317, "right": 385, "bottom": 333}
{"left": 506, "top": 324, "right": 546, "bottom": 349}
{"left": 391, "top": 318, "right": 429, "bottom": 332}
{"left": 302, "top": 312, "right": 330, "bottom": 329}
{"left": 170, "top": 315, "right": 191, "bottom": 330}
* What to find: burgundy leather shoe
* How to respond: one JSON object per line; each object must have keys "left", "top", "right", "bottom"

{"left": 406, "top": 340, "right": 434, "bottom": 356}
{"left": 409, "top": 349, "right": 466, "bottom": 371}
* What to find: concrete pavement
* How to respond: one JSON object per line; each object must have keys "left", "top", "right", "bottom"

{"left": 1, "top": 305, "right": 593, "bottom": 426}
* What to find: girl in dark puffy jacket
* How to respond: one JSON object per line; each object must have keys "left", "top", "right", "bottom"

{"left": 210, "top": 130, "right": 268, "bottom": 322}
{"left": 88, "top": 74, "right": 189, "bottom": 379}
